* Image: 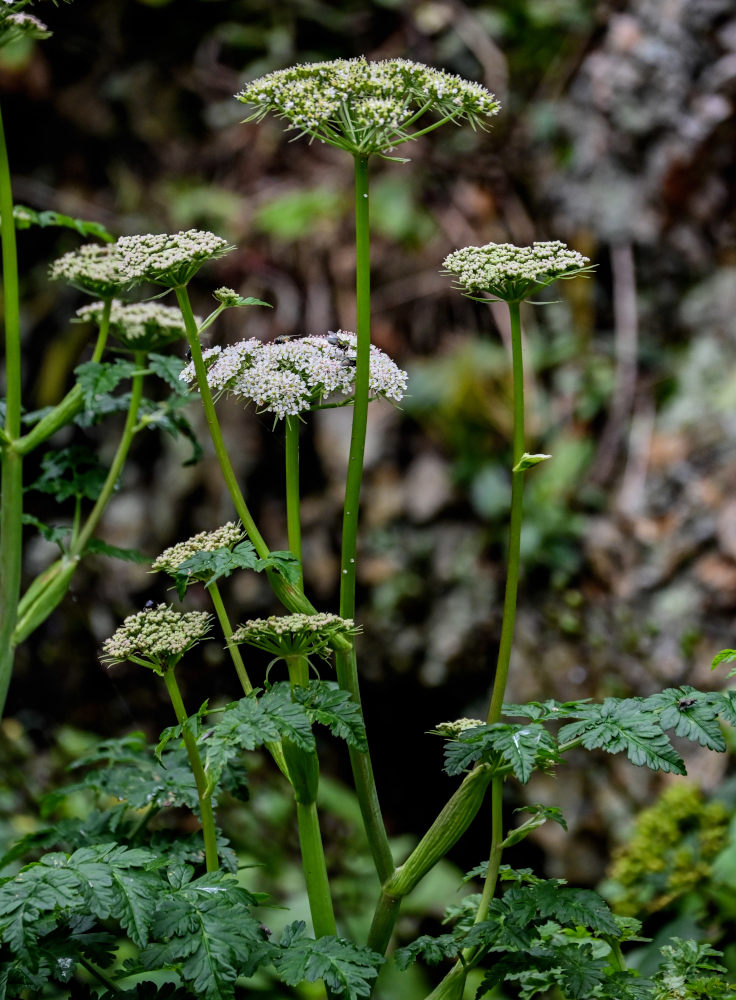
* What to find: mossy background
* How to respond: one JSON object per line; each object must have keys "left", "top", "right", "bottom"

{"left": 2, "top": 0, "right": 736, "bottom": 978}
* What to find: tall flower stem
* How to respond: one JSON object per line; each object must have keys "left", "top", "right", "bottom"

{"left": 162, "top": 665, "right": 219, "bottom": 872}
{"left": 334, "top": 154, "right": 393, "bottom": 885}
{"left": 0, "top": 99, "right": 23, "bottom": 716}
{"left": 285, "top": 414, "right": 303, "bottom": 587}
{"left": 285, "top": 654, "right": 337, "bottom": 938}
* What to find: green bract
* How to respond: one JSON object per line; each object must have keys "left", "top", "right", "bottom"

{"left": 443, "top": 240, "right": 593, "bottom": 303}
{"left": 231, "top": 613, "right": 359, "bottom": 662}
{"left": 101, "top": 603, "right": 213, "bottom": 672}
{"left": 115, "top": 230, "right": 234, "bottom": 288}
{"left": 76, "top": 299, "right": 201, "bottom": 351}
{"left": 236, "top": 57, "right": 500, "bottom": 156}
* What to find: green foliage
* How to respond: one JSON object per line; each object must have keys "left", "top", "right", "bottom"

{"left": 74, "top": 359, "right": 139, "bottom": 417}
{"left": 11, "top": 204, "right": 114, "bottom": 241}
{"left": 443, "top": 721, "right": 559, "bottom": 782}
{"left": 274, "top": 921, "right": 384, "bottom": 999}
{"left": 27, "top": 445, "right": 107, "bottom": 503}
{"left": 171, "top": 546, "right": 302, "bottom": 598}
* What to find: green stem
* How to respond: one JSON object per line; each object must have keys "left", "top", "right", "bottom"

{"left": 15, "top": 297, "right": 112, "bottom": 456}
{"left": 469, "top": 778, "right": 503, "bottom": 928}
{"left": 486, "top": 300, "right": 525, "bottom": 725}
{"left": 285, "top": 414, "right": 303, "bottom": 587}
{"left": 77, "top": 955, "right": 122, "bottom": 993}
{"left": 175, "top": 284, "right": 269, "bottom": 559}
{"left": 162, "top": 665, "right": 219, "bottom": 872}
{"left": 210, "top": 581, "right": 253, "bottom": 695}
{"left": 296, "top": 799, "right": 337, "bottom": 938}
{"left": 0, "top": 99, "right": 23, "bottom": 716}
{"left": 71, "top": 349, "right": 146, "bottom": 557}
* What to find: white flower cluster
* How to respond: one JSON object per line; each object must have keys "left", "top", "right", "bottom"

{"left": 179, "top": 333, "right": 407, "bottom": 419}
{"left": 152, "top": 522, "right": 245, "bottom": 575}
{"left": 76, "top": 299, "right": 200, "bottom": 350}
{"left": 213, "top": 286, "right": 244, "bottom": 307}
{"left": 231, "top": 612, "right": 358, "bottom": 660}
{"left": 102, "top": 603, "right": 212, "bottom": 667}
{"left": 0, "top": 8, "right": 48, "bottom": 44}
{"left": 49, "top": 243, "right": 127, "bottom": 298}
{"left": 115, "top": 230, "right": 234, "bottom": 288}
{"left": 435, "top": 717, "right": 484, "bottom": 739}
{"left": 237, "top": 57, "right": 499, "bottom": 154}
{"left": 443, "top": 241, "right": 592, "bottom": 302}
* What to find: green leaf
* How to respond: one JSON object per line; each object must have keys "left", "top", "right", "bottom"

{"left": 292, "top": 681, "right": 368, "bottom": 751}
{"left": 443, "top": 722, "right": 558, "bottom": 782}
{"left": 643, "top": 686, "right": 727, "bottom": 751}
{"left": 140, "top": 870, "right": 271, "bottom": 1000}
{"left": 26, "top": 446, "right": 108, "bottom": 503}
{"left": 512, "top": 452, "right": 552, "bottom": 473}
{"left": 83, "top": 538, "right": 150, "bottom": 563}
{"left": 502, "top": 804, "right": 568, "bottom": 847}
{"left": 147, "top": 353, "right": 189, "bottom": 393}
{"left": 712, "top": 649, "right": 736, "bottom": 674}
{"left": 174, "top": 541, "right": 259, "bottom": 595}
{"left": 12, "top": 205, "right": 114, "bottom": 241}
{"left": 274, "top": 922, "right": 384, "bottom": 1000}
{"left": 74, "top": 359, "right": 138, "bottom": 415}
{"left": 503, "top": 699, "right": 591, "bottom": 721}
{"left": 21, "top": 513, "right": 70, "bottom": 547}
{"left": 257, "top": 550, "right": 302, "bottom": 586}
{"left": 557, "top": 698, "right": 686, "bottom": 774}
{"left": 393, "top": 933, "right": 461, "bottom": 970}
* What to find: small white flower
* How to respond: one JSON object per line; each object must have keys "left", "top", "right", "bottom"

{"left": 49, "top": 243, "right": 127, "bottom": 298}
{"left": 76, "top": 299, "right": 200, "bottom": 350}
{"left": 115, "top": 230, "right": 234, "bottom": 288}
{"left": 443, "top": 241, "right": 592, "bottom": 302}
{"left": 152, "top": 523, "right": 246, "bottom": 576}
{"left": 102, "top": 604, "right": 212, "bottom": 671}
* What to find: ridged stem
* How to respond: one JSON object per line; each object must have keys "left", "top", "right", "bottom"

{"left": 210, "top": 580, "right": 253, "bottom": 695}
{"left": 0, "top": 99, "right": 23, "bottom": 716}
{"left": 162, "top": 666, "right": 219, "bottom": 872}
{"left": 285, "top": 414, "right": 303, "bottom": 587}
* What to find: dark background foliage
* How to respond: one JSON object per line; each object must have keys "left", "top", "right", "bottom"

{"left": 3, "top": 0, "right": 736, "bottom": 888}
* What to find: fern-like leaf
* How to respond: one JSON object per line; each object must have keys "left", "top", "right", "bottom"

{"left": 274, "top": 922, "right": 384, "bottom": 999}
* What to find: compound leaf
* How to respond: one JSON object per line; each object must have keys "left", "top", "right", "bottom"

{"left": 274, "top": 922, "right": 384, "bottom": 1000}
{"left": 292, "top": 681, "right": 368, "bottom": 751}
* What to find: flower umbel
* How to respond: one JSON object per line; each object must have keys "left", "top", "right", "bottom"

{"left": 49, "top": 243, "right": 128, "bottom": 298}
{"left": 115, "top": 230, "right": 234, "bottom": 288}
{"left": 237, "top": 57, "right": 500, "bottom": 156}
{"left": 152, "top": 522, "right": 246, "bottom": 576}
{"left": 179, "top": 332, "right": 407, "bottom": 419}
{"left": 231, "top": 613, "right": 359, "bottom": 664}
{"left": 443, "top": 240, "right": 593, "bottom": 303}
{"left": 101, "top": 603, "right": 212, "bottom": 673}
{"left": 76, "top": 299, "right": 201, "bottom": 351}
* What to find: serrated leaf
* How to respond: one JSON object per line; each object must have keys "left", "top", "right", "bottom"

{"left": 444, "top": 722, "right": 558, "bottom": 782}
{"left": 12, "top": 205, "right": 114, "bottom": 241}
{"left": 558, "top": 698, "right": 686, "bottom": 774}
{"left": 393, "top": 933, "right": 461, "bottom": 970}
{"left": 74, "top": 359, "right": 138, "bottom": 415}
{"left": 27, "top": 446, "right": 107, "bottom": 503}
{"left": 21, "top": 513, "right": 70, "bottom": 547}
{"left": 712, "top": 649, "right": 736, "bottom": 674}
{"left": 83, "top": 538, "right": 150, "bottom": 563}
{"left": 141, "top": 871, "right": 271, "bottom": 1000}
{"left": 503, "top": 699, "right": 591, "bottom": 721}
{"left": 292, "top": 681, "right": 368, "bottom": 751}
{"left": 274, "top": 922, "right": 384, "bottom": 1000}
{"left": 644, "top": 687, "right": 726, "bottom": 751}
{"left": 174, "top": 541, "right": 258, "bottom": 593}
{"left": 147, "top": 353, "right": 189, "bottom": 393}
{"left": 257, "top": 550, "right": 302, "bottom": 586}
{"left": 513, "top": 452, "right": 552, "bottom": 472}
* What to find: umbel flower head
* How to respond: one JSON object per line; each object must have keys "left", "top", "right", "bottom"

{"left": 101, "top": 603, "right": 212, "bottom": 673}
{"left": 152, "top": 522, "right": 246, "bottom": 576}
{"left": 231, "top": 613, "right": 359, "bottom": 665}
{"left": 237, "top": 57, "right": 500, "bottom": 156}
{"left": 0, "top": 5, "right": 49, "bottom": 47}
{"left": 179, "top": 332, "right": 407, "bottom": 419}
{"left": 49, "top": 243, "right": 128, "bottom": 298}
{"left": 115, "top": 230, "right": 234, "bottom": 288}
{"left": 76, "top": 299, "right": 202, "bottom": 351}
{"left": 443, "top": 241, "right": 593, "bottom": 304}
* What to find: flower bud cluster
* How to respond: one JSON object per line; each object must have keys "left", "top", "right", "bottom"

{"left": 102, "top": 603, "right": 212, "bottom": 669}
{"left": 434, "top": 718, "right": 484, "bottom": 739}
{"left": 49, "top": 243, "right": 127, "bottom": 298}
{"left": 179, "top": 333, "right": 407, "bottom": 419}
{"left": 232, "top": 612, "right": 358, "bottom": 660}
{"left": 115, "top": 230, "right": 234, "bottom": 288}
{"left": 152, "top": 522, "right": 245, "bottom": 575}
{"left": 443, "top": 241, "right": 592, "bottom": 302}
{"left": 237, "top": 57, "right": 499, "bottom": 154}
{"left": 0, "top": 7, "right": 49, "bottom": 46}
{"left": 76, "top": 299, "right": 201, "bottom": 351}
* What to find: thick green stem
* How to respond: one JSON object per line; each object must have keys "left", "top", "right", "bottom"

{"left": 296, "top": 799, "right": 337, "bottom": 938}
{"left": 71, "top": 350, "right": 146, "bottom": 557}
{"left": 0, "top": 99, "right": 23, "bottom": 716}
{"left": 162, "top": 666, "right": 219, "bottom": 873}
{"left": 486, "top": 300, "right": 525, "bottom": 725}
{"left": 285, "top": 414, "right": 303, "bottom": 587}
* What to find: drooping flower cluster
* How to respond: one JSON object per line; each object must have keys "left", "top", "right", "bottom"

{"left": 152, "top": 522, "right": 246, "bottom": 576}
{"left": 101, "top": 603, "right": 212, "bottom": 672}
{"left": 115, "top": 230, "right": 234, "bottom": 288}
{"left": 76, "top": 299, "right": 201, "bottom": 351}
{"left": 231, "top": 612, "right": 359, "bottom": 662}
{"left": 179, "top": 333, "right": 407, "bottom": 419}
{"left": 49, "top": 243, "right": 128, "bottom": 298}
{"left": 237, "top": 57, "right": 500, "bottom": 155}
{"left": 443, "top": 241, "right": 593, "bottom": 303}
